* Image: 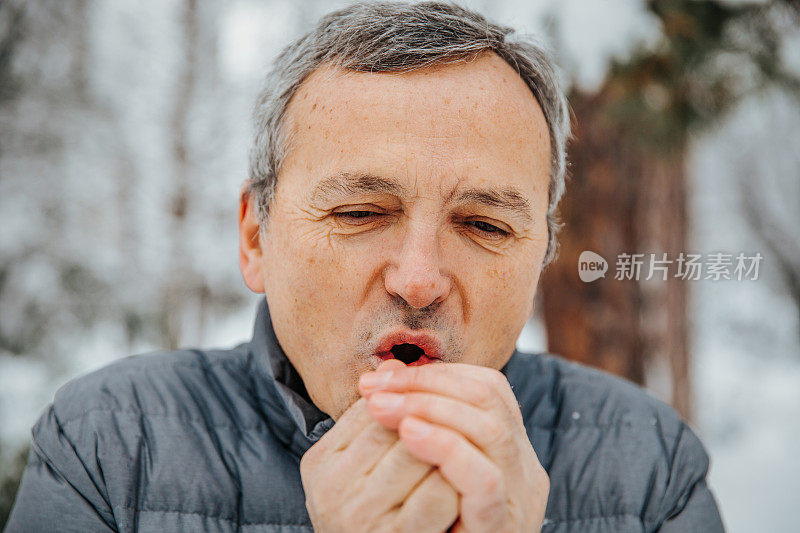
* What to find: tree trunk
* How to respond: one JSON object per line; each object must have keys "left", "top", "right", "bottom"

{"left": 163, "top": 0, "right": 199, "bottom": 350}
{"left": 541, "top": 89, "right": 692, "bottom": 420}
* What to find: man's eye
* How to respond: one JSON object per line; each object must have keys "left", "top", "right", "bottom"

{"left": 333, "top": 210, "right": 383, "bottom": 224}
{"left": 467, "top": 220, "right": 508, "bottom": 237}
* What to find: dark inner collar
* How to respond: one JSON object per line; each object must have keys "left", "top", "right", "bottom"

{"left": 247, "top": 298, "right": 334, "bottom": 458}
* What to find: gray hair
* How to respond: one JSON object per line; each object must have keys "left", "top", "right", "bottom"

{"left": 249, "top": 1, "right": 570, "bottom": 265}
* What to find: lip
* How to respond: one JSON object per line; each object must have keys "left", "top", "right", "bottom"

{"left": 372, "top": 329, "right": 445, "bottom": 366}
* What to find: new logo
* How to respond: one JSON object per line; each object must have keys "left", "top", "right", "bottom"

{"left": 578, "top": 251, "right": 608, "bottom": 282}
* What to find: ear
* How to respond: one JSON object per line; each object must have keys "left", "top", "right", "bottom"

{"left": 238, "top": 186, "right": 266, "bottom": 293}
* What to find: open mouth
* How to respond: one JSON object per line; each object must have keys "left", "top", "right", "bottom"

{"left": 373, "top": 331, "right": 444, "bottom": 367}
{"left": 390, "top": 343, "right": 427, "bottom": 365}
{"left": 380, "top": 343, "right": 436, "bottom": 366}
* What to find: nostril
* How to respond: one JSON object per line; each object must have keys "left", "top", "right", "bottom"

{"left": 390, "top": 343, "right": 425, "bottom": 364}
{"left": 383, "top": 247, "right": 451, "bottom": 309}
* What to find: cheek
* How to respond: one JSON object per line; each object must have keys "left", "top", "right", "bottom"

{"left": 458, "top": 252, "right": 541, "bottom": 359}
{"left": 261, "top": 218, "right": 386, "bottom": 415}
{"left": 476, "top": 263, "right": 537, "bottom": 317}
{"left": 264, "top": 218, "right": 385, "bottom": 317}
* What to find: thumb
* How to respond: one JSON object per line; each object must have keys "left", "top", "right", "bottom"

{"left": 377, "top": 358, "right": 406, "bottom": 372}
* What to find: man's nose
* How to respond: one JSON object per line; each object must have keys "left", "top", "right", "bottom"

{"left": 384, "top": 226, "right": 452, "bottom": 309}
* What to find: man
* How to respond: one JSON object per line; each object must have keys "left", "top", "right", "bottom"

{"left": 5, "top": 2, "right": 724, "bottom": 532}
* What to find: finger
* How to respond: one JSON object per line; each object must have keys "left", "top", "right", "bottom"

{"left": 366, "top": 391, "right": 518, "bottom": 466}
{"left": 328, "top": 358, "right": 402, "bottom": 444}
{"left": 329, "top": 421, "right": 398, "bottom": 478}
{"left": 395, "top": 470, "right": 459, "bottom": 533}
{"left": 416, "top": 364, "right": 522, "bottom": 421}
{"left": 301, "top": 420, "right": 402, "bottom": 528}
{"left": 320, "top": 358, "right": 402, "bottom": 453}
{"left": 302, "top": 363, "right": 408, "bottom": 480}
{"left": 301, "top": 400, "right": 372, "bottom": 483}
{"left": 361, "top": 440, "right": 434, "bottom": 510}
{"left": 398, "top": 416, "right": 508, "bottom": 530}
{"left": 360, "top": 364, "right": 485, "bottom": 404}
{"left": 328, "top": 357, "right": 404, "bottom": 444}
{"left": 360, "top": 364, "right": 521, "bottom": 426}
{"left": 377, "top": 358, "right": 407, "bottom": 372}
{"left": 312, "top": 397, "right": 372, "bottom": 456}
{"left": 311, "top": 440, "right": 433, "bottom": 532}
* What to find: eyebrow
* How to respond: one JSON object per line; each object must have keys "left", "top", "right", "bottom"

{"left": 310, "top": 171, "right": 534, "bottom": 224}
{"left": 310, "top": 172, "right": 408, "bottom": 203}
{"left": 451, "top": 186, "right": 534, "bottom": 224}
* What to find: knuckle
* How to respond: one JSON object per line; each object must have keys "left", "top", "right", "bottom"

{"left": 422, "top": 475, "right": 459, "bottom": 517}
{"left": 484, "top": 421, "right": 515, "bottom": 459}
{"left": 471, "top": 382, "right": 495, "bottom": 409}
{"left": 485, "top": 368, "right": 509, "bottom": 390}
{"left": 404, "top": 394, "right": 431, "bottom": 419}
{"left": 364, "top": 423, "right": 398, "bottom": 449}
{"left": 482, "top": 466, "right": 506, "bottom": 500}
{"left": 474, "top": 494, "right": 508, "bottom": 529}
{"left": 482, "top": 417, "right": 506, "bottom": 442}
{"left": 336, "top": 397, "right": 367, "bottom": 426}
{"left": 348, "top": 397, "right": 369, "bottom": 416}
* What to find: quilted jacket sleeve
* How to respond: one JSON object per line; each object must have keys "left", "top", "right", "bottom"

{"left": 658, "top": 480, "right": 724, "bottom": 532}
{"left": 655, "top": 423, "right": 725, "bottom": 532}
{"left": 4, "top": 406, "right": 117, "bottom": 533}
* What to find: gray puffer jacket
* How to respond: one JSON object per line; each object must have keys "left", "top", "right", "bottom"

{"left": 5, "top": 300, "right": 724, "bottom": 532}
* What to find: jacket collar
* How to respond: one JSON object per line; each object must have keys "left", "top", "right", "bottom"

{"left": 247, "top": 298, "right": 334, "bottom": 459}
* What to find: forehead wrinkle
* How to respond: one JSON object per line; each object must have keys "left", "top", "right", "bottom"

{"left": 449, "top": 186, "right": 534, "bottom": 224}
{"left": 310, "top": 171, "right": 409, "bottom": 204}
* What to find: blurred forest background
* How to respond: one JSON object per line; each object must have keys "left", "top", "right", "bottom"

{"left": 1, "top": 0, "right": 799, "bottom": 530}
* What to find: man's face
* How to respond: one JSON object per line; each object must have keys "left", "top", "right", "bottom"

{"left": 243, "top": 52, "right": 552, "bottom": 419}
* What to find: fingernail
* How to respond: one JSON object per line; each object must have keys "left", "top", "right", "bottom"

{"left": 360, "top": 371, "right": 393, "bottom": 389}
{"left": 402, "top": 417, "right": 432, "bottom": 438}
{"left": 369, "top": 392, "right": 403, "bottom": 411}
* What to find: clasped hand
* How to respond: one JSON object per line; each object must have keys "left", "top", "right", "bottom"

{"left": 300, "top": 360, "right": 549, "bottom": 532}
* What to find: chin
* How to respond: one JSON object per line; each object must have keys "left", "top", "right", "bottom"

{"left": 329, "top": 388, "right": 362, "bottom": 421}
{"left": 311, "top": 362, "right": 365, "bottom": 421}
